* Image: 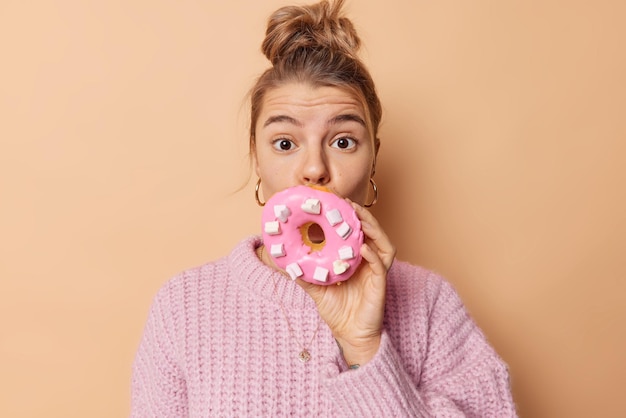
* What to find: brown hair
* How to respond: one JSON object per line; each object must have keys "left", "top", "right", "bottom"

{"left": 249, "top": 0, "right": 382, "bottom": 157}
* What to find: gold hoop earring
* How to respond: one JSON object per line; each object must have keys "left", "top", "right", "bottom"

{"left": 364, "top": 178, "right": 378, "bottom": 207}
{"left": 255, "top": 178, "right": 266, "bottom": 206}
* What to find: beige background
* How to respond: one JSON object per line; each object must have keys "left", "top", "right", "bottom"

{"left": 1, "top": 1, "right": 624, "bottom": 417}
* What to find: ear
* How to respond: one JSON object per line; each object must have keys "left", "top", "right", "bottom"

{"left": 252, "top": 146, "right": 261, "bottom": 178}
{"left": 374, "top": 137, "right": 381, "bottom": 157}
{"left": 372, "top": 137, "right": 381, "bottom": 176}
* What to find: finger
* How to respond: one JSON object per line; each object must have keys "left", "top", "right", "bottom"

{"left": 347, "top": 198, "right": 379, "bottom": 228}
{"left": 362, "top": 224, "right": 395, "bottom": 271}
{"left": 350, "top": 201, "right": 396, "bottom": 270}
{"left": 349, "top": 201, "right": 387, "bottom": 242}
{"left": 359, "top": 243, "right": 389, "bottom": 298}
{"left": 360, "top": 243, "right": 387, "bottom": 282}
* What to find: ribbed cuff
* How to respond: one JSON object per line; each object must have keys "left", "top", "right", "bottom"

{"left": 322, "top": 331, "right": 428, "bottom": 417}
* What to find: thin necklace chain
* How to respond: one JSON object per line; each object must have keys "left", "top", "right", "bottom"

{"left": 259, "top": 245, "right": 323, "bottom": 363}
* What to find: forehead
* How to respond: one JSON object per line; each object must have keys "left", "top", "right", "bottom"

{"left": 260, "top": 83, "right": 366, "bottom": 119}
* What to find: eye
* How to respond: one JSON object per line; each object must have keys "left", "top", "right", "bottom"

{"left": 331, "top": 136, "right": 357, "bottom": 150}
{"left": 272, "top": 138, "right": 296, "bottom": 151}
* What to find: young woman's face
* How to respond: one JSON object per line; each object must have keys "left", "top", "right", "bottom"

{"left": 253, "top": 83, "right": 376, "bottom": 205}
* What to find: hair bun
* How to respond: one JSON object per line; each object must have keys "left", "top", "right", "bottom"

{"left": 262, "top": 0, "right": 361, "bottom": 66}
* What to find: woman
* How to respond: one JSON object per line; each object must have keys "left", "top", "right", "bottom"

{"left": 131, "top": 1, "right": 516, "bottom": 416}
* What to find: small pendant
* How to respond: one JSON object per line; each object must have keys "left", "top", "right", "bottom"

{"left": 298, "top": 349, "right": 311, "bottom": 363}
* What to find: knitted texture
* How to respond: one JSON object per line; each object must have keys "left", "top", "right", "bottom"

{"left": 131, "top": 236, "right": 517, "bottom": 417}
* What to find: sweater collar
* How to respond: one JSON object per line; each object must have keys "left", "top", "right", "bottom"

{"left": 228, "top": 235, "right": 316, "bottom": 310}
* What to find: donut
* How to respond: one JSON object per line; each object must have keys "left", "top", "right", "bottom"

{"left": 261, "top": 185, "right": 363, "bottom": 285}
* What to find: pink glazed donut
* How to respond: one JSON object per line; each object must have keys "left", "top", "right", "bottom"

{"left": 261, "top": 185, "right": 363, "bottom": 285}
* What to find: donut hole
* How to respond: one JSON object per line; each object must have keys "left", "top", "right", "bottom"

{"left": 300, "top": 222, "right": 326, "bottom": 252}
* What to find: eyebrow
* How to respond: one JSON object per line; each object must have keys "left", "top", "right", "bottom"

{"left": 263, "top": 113, "right": 366, "bottom": 128}
{"left": 328, "top": 113, "right": 366, "bottom": 127}
{"left": 263, "top": 115, "right": 303, "bottom": 128}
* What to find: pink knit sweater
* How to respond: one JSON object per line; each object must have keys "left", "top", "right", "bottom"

{"left": 131, "top": 236, "right": 516, "bottom": 417}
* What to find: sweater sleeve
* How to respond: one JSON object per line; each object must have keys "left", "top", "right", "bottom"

{"left": 324, "top": 277, "right": 516, "bottom": 417}
{"left": 130, "top": 281, "right": 189, "bottom": 418}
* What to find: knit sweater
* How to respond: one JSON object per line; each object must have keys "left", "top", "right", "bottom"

{"left": 131, "top": 236, "right": 516, "bottom": 417}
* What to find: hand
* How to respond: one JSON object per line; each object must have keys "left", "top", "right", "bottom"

{"left": 297, "top": 200, "right": 396, "bottom": 367}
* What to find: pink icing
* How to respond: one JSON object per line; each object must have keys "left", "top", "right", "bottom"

{"left": 261, "top": 185, "right": 363, "bottom": 285}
